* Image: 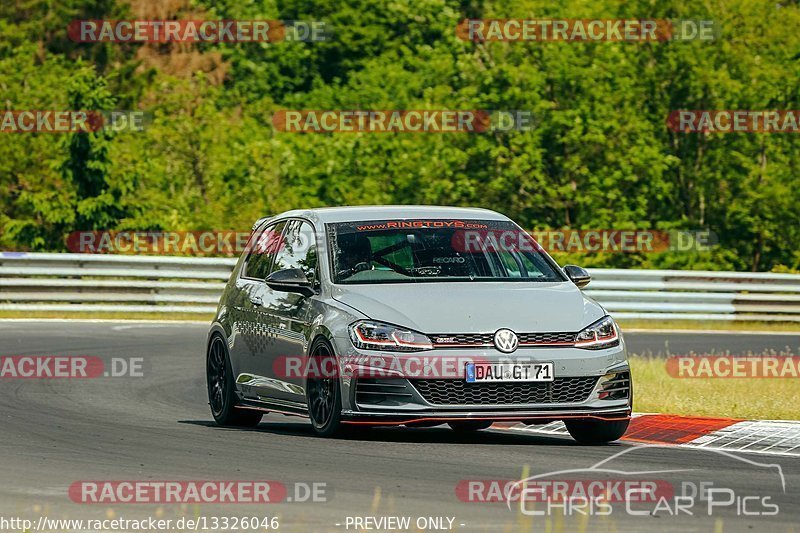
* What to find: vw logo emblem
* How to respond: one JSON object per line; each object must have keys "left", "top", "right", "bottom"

{"left": 493, "top": 328, "right": 519, "bottom": 353}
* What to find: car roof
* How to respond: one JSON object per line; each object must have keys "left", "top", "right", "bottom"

{"left": 268, "top": 205, "right": 510, "bottom": 224}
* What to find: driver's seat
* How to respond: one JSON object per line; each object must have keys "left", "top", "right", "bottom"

{"left": 335, "top": 233, "right": 373, "bottom": 271}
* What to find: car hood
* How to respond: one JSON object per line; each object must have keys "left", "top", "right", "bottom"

{"left": 330, "top": 282, "right": 605, "bottom": 333}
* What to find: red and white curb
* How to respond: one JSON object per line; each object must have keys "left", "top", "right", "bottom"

{"left": 495, "top": 414, "right": 800, "bottom": 457}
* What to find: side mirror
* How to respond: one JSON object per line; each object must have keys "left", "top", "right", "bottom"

{"left": 564, "top": 265, "right": 591, "bottom": 288}
{"left": 265, "top": 268, "right": 315, "bottom": 297}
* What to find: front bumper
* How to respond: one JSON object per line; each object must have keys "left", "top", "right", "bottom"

{"left": 341, "top": 407, "right": 631, "bottom": 425}
{"left": 332, "top": 336, "right": 631, "bottom": 425}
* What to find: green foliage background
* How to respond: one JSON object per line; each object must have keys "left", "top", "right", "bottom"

{"left": 1, "top": 0, "right": 799, "bottom": 271}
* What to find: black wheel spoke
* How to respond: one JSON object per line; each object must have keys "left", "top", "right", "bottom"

{"left": 207, "top": 338, "right": 228, "bottom": 416}
{"left": 307, "top": 346, "right": 337, "bottom": 429}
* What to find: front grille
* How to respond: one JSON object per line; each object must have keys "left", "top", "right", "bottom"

{"left": 518, "top": 332, "right": 576, "bottom": 345}
{"left": 410, "top": 377, "right": 598, "bottom": 406}
{"left": 431, "top": 333, "right": 493, "bottom": 346}
{"left": 431, "top": 331, "right": 577, "bottom": 348}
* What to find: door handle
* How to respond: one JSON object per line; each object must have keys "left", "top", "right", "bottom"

{"left": 249, "top": 296, "right": 263, "bottom": 306}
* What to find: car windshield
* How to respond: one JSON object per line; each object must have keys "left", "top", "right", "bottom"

{"left": 328, "top": 219, "right": 566, "bottom": 284}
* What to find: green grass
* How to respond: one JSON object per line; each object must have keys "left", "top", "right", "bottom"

{"left": 630, "top": 355, "right": 800, "bottom": 420}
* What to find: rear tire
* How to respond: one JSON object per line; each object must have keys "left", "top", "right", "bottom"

{"left": 448, "top": 420, "right": 493, "bottom": 432}
{"left": 306, "top": 338, "right": 345, "bottom": 437}
{"left": 207, "top": 335, "right": 263, "bottom": 427}
{"left": 565, "top": 418, "right": 629, "bottom": 444}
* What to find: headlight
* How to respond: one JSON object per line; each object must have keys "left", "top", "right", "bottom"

{"left": 575, "top": 316, "right": 620, "bottom": 350}
{"left": 348, "top": 320, "right": 433, "bottom": 352}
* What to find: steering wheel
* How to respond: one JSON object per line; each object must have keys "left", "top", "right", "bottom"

{"left": 336, "top": 262, "right": 372, "bottom": 280}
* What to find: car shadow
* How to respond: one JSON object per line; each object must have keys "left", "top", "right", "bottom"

{"left": 179, "top": 419, "right": 619, "bottom": 447}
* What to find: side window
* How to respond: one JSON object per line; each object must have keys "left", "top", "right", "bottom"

{"left": 270, "top": 220, "right": 318, "bottom": 281}
{"left": 244, "top": 221, "right": 287, "bottom": 280}
{"left": 497, "top": 251, "right": 522, "bottom": 278}
{"left": 519, "top": 252, "right": 547, "bottom": 278}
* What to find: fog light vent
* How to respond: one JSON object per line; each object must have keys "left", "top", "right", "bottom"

{"left": 598, "top": 371, "right": 630, "bottom": 400}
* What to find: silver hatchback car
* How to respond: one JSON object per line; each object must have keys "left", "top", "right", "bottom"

{"left": 206, "top": 206, "right": 631, "bottom": 444}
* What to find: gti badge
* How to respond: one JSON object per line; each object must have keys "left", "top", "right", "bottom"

{"left": 493, "top": 328, "right": 519, "bottom": 353}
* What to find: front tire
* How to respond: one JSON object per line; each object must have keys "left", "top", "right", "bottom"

{"left": 565, "top": 418, "right": 629, "bottom": 444}
{"left": 207, "top": 335, "right": 263, "bottom": 427}
{"left": 306, "top": 338, "right": 344, "bottom": 437}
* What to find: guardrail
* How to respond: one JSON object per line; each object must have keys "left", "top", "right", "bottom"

{"left": 586, "top": 269, "right": 800, "bottom": 322}
{"left": 0, "top": 252, "right": 234, "bottom": 314}
{"left": 1, "top": 252, "right": 799, "bottom": 321}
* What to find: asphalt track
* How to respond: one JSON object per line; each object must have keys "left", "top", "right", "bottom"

{"left": 0, "top": 322, "right": 797, "bottom": 532}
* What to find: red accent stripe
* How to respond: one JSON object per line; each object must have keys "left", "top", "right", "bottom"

{"left": 624, "top": 414, "right": 741, "bottom": 444}
{"left": 433, "top": 343, "right": 493, "bottom": 348}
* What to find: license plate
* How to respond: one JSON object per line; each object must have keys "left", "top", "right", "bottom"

{"left": 465, "top": 362, "right": 554, "bottom": 383}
